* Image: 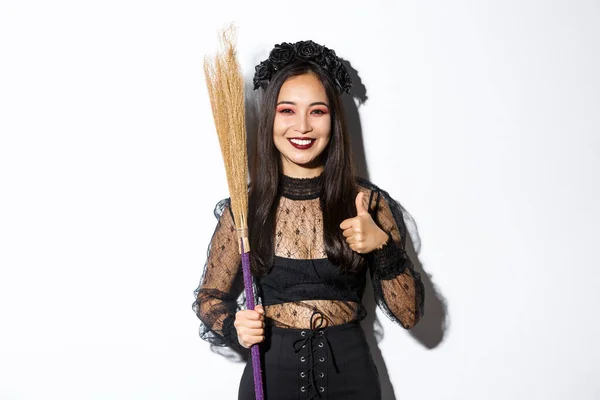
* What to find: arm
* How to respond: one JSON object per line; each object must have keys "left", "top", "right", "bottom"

{"left": 368, "top": 189, "right": 425, "bottom": 329}
{"left": 192, "top": 199, "right": 244, "bottom": 349}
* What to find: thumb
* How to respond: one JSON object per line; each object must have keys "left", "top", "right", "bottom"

{"left": 355, "top": 192, "right": 368, "bottom": 216}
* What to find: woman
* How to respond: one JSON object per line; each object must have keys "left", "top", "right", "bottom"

{"left": 193, "top": 40, "right": 425, "bottom": 400}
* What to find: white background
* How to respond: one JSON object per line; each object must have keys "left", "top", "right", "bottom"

{"left": 1, "top": 1, "right": 599, "bottom": 399}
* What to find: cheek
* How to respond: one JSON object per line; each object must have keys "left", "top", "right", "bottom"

{"left": 272, "top": 122, "right": 286, "bottom": 152}
{"left": 272, "top": 119, "right": 283, "bottom": 137}
{"left": 315, "top": 114, "right": 331, "bottom": 130}
{"left": 317, "top": 118, "right": 332, "bottom": 140}
{"left": 273, "top": 115, "right": 292, "bottom": 136}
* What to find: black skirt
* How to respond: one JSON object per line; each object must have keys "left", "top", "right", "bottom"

{"left": 239, "top": 321, "right": 381, "bottom": 400}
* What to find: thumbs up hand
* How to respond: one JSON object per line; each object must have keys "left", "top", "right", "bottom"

{"left": 340, "top": 192, "right": 389, "bottom": 254}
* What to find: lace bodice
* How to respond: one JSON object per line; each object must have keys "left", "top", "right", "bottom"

{"left": 192, "top": 175, "right": 424, "bottom": 349}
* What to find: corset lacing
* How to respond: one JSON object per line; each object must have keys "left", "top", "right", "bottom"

{"left": 293, "top": 311, "right": 339, "bottom": 398}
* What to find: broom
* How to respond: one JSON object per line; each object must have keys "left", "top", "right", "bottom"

{"left": 203, "top": 26, "right": 264, "bottom": 400}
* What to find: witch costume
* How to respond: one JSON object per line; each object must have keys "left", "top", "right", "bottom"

{"left": 193, "top": 40, "right": 425, "bottom": 400}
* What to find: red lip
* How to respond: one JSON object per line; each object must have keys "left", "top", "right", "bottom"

{"left": 288, "top": 138, "right": 315, "bottom": 150}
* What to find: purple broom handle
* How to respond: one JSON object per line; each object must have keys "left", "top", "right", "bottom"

{"left": 240, "top": 240, "right": 264, "bottom": 400}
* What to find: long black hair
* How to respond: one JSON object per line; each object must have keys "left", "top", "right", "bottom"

{"left": 248, "top": 61, "right": 364, "bottom": 276}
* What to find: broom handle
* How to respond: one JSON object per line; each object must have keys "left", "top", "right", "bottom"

{"left": 240, "top": 241, "right": 264, "bottom": 400}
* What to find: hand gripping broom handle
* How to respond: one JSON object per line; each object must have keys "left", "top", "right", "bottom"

{"left": 240, "top": 239, "right": 264, "bottom": 400}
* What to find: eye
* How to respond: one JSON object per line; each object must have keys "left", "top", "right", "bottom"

{"left": 278, "top": 108, "right": 294, "bottom": 114}
{"left": 311, "top": 108, "right": 329, "bottom": 115}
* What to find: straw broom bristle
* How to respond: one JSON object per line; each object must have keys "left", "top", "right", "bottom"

{"left": 204, "top": 25, "right": 250, "bottom": 253}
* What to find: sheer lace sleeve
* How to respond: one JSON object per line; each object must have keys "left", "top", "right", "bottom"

{"left": 367, "top": 188, "right": 425, "bottom": 329}
{"left": 192, "top": 199, "right": 244, "bottom": 349}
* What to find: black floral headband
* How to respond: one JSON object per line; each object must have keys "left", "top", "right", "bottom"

{"left": 253, "top": 40, "right": 352, "bottom": 94}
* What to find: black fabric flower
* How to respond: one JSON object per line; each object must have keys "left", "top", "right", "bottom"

{"left": 252, "top": 40, "right": 352, "bottom": 94}
{"left": 296, "top": 40, "right": 322, "bottom": 59}
{"left": 269, "top": 42, "right": 296, "bottom": 70}
{"left": 316, "top": 49, "right": 338, "bottom": 70}
{"left": 253, "top": 60, "right": 273, "bottom": 90}
{"left": 333, "top": 64, "right": 352, "bottom": 94}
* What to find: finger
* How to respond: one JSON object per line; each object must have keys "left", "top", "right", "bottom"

{"left": 250, "top": 310, "right": 263, "bottom": 320}
{"left": 340, "top": 218, "right": 354, "bottom": 230}
{"left": 348, "top": 232, "right": 363, "bottom": 243}
{"left": 240, "top": 310, "right": 262, "bottom": 321}
{"left": 342, "top": 228, "right": 354, "bottom": 238}
{"left": 241, "top": 319, "right": 265, "bottom": 329}
{"left": 347, "top": 233, "right": 364, "bottom": 245}
{"left": 350, "top": 243, "right": 364, "bottom": 254}
{"left": 240, "top": 328, "right": 265, "bottom": 337}
{"left": 239, "top": 334, "right": 265, "bottom": 348}
{"left": 240, "top": 335, "right": 265, "bottom": 347}
{"left": 255, "top": 305, "right": 264, "bottom": 314}
{"left": 355, "top": 192, "right": 369, "bottom": 216}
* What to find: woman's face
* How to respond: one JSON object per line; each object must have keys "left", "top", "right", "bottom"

{"left": 273, "top": 72, "right": 331, "bottom": 177}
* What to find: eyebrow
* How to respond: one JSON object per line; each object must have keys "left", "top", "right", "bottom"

{"left": 276, "top": 101, "right": 330, "bottom": 107}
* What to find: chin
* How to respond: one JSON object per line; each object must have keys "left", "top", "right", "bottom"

{"left": 293, "top": 158, "right": 323, "bottom": 170}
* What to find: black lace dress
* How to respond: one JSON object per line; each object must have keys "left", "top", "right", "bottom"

{"left": 193, "top": 175, "right": 424, "bottom": 399}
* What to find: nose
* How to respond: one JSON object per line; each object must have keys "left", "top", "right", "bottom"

{"left": 294, "top": 114, "right": 313, "bottom": 134}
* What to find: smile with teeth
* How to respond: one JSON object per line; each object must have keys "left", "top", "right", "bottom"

{"left": 289, "top": 138, "right": 315, "bottom": 145}
{"left": 288, "top": 138, "right": 316, "bottom": 150}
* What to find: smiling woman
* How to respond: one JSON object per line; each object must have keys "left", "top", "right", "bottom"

{"left": 193, "top": 40, "right": 425, "bottom": 400}
{"left": 273, "top": 73, "right": 332, "bottom": 176}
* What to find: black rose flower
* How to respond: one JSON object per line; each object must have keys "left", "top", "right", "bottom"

{"left": 296, "top": 40, "right": 322, "bottom": 60}
{"left": 253, "top": 60, "right": 273, "bottom": 90}
{"left": 268, "top": 42, "right": 296, "bottom": 70}
{"left": 317, "top": 48, "right": 338, "bottom": 70}
{"left": 333, "top": 64, "right": 352, "bottom": 93}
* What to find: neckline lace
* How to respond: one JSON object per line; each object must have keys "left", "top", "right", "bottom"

{"left": 279, "top": 174, "right": 324, "bottom": 200}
